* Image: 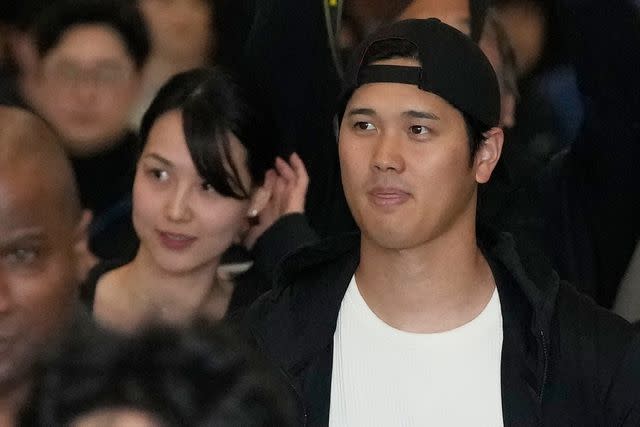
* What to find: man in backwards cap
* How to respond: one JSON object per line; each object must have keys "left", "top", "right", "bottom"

{"left": 246, "top": 19, "right": 640, "bottom": 426}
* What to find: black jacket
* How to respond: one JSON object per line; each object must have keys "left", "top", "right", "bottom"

{"left": 246, "top": 231, "right": 640, "bottom": 426}
{"left": 71, "top": 131, "right": 140, "bottom": 261}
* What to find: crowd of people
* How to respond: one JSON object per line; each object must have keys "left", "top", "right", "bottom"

{"left": 0, "top": 0, "right": 639, "bottom": 425}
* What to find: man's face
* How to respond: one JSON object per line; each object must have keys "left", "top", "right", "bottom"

{"left": 339, "top": 58, "right": 481, "bottom": 250}
{"left": 398, "top": 0, "right": 471, "bottom": 35}
{"left": 35, "top": 24, "right": 140, "bottom": 156}
{"left": 0, "top": 160, "right": 81, "bottom": 389}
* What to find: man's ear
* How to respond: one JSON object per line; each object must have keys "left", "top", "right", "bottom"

{"left": 474, "top": 127, "right": 504, "bottom": 184}
{"left": 73, "top": 209, "right": 97, "bottom": 284}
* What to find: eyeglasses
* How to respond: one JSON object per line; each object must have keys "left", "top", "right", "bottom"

{"left": 43, "top": 60, "right": 134, "bottom": 89}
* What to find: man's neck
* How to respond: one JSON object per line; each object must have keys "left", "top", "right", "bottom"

{"left": 356, "top": 222, "right": 496, "bottom": 334}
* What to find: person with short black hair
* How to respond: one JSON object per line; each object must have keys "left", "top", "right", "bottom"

{"left": 29, "top": 0, "right": 151, "bottom": 261}
{"left": 22, "top": 322, "right": 295, "bottom": 426}
{"left": 32, "top": 0, "right": 149, "bottom": 154}
{"left": 245, "top": 19, "right": 640, "bottom": 426}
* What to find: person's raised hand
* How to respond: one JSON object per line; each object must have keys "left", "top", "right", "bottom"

{"left": 243, "top": 153, "right": 309, "bottom": 249}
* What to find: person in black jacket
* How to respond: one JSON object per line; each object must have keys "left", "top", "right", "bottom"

{"left": 245, "top": 19, "right": 640, "bottom": 426}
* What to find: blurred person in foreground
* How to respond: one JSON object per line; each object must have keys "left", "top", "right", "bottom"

{"left": 21, "top": 322, "right": 295, "bottom": 427}
{"left": 244, "top": 19, "right": 640, "bottom": 426}
{"left": 0, "top": 106, "right": 90, "bottom": 425}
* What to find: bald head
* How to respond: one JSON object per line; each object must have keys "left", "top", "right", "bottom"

{"left": 0, "top": 105, "right": 81, "bottom": 221}
{"left": 0, "top": 106, "right": 86, "bottom": 411}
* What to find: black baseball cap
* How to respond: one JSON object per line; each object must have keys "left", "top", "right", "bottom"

{"left": 340, "top": 18, "right": 501, "bottom": 130}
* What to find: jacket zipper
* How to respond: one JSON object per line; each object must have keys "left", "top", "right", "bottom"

{"left": 278, "top": 366, "right": 308, "bottom": 426}
{"left": 537, "top": 329, "right": 549, "bottom": 427}
{"left": 251, "top": 330, "right": 309, "bottom": 426}
{"left": 538, "top": 330, "right": 549, "bottom": 403}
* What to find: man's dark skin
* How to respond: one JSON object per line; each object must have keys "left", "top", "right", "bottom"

{"left": 0, "top": 106, "right": 89, "bottom": 424}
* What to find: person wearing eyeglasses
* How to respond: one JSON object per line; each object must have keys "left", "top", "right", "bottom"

{"left": 29, "top": 0, "right": 150, "bottom": 262}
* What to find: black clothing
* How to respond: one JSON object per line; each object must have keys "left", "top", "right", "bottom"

{"left": 71, "top": 131, "right": 139, "bottom": 260}
{"left": 80, "top": 214, "right": 319, "bottom": 319}
{"left": 80, "top": 257, "right": 127, "bottom": 309}
{"left": 532, "top": 0, "right": 640, "bottom": 307}
{"left": 0, "top": 66, "right": 24, "bottom": 107}
{"left": 80, "top": 257, "right": 271, "bottom": 319}
{"left": 71, "top": 131, "right": 137, "bottom": 216}
{"left": 245, "top": 231, "right": 640, "bottom": 426}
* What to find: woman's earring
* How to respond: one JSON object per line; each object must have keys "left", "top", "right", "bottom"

{"left": 247, "top": 208, "right": 260, "bottom": 226}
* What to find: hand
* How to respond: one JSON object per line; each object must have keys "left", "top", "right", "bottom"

{"left": 244, "top": 153, "right": 309, "bottom": 249}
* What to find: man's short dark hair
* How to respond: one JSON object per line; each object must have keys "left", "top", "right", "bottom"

{"left": 33, "top": 0, "right": 150, "bottom": 69}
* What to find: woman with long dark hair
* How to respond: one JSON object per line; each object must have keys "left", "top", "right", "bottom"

{"left": 85, "top": 67, "right": 309, "bottom": 333}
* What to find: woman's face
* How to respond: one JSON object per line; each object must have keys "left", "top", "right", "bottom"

{"left": 132, "top": 109, "right": 251, "bottom": 274}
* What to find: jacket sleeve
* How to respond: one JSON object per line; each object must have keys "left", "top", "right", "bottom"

{"left": 556, "top": 0, "right": 640, "bottom": 304}
{"left": 250, "top": 213, "right": 320, "bottom": 285}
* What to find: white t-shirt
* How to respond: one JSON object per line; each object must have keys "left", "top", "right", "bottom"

{"left": 329, "top": 276, "right": 504, "bottom": 427}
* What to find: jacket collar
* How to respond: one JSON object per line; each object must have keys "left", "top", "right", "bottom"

{"left": 248, "top": 229, "right": 560, "bottom": 425}
{"left": 249, "top": 232, "right": 360, "bottom": 371}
